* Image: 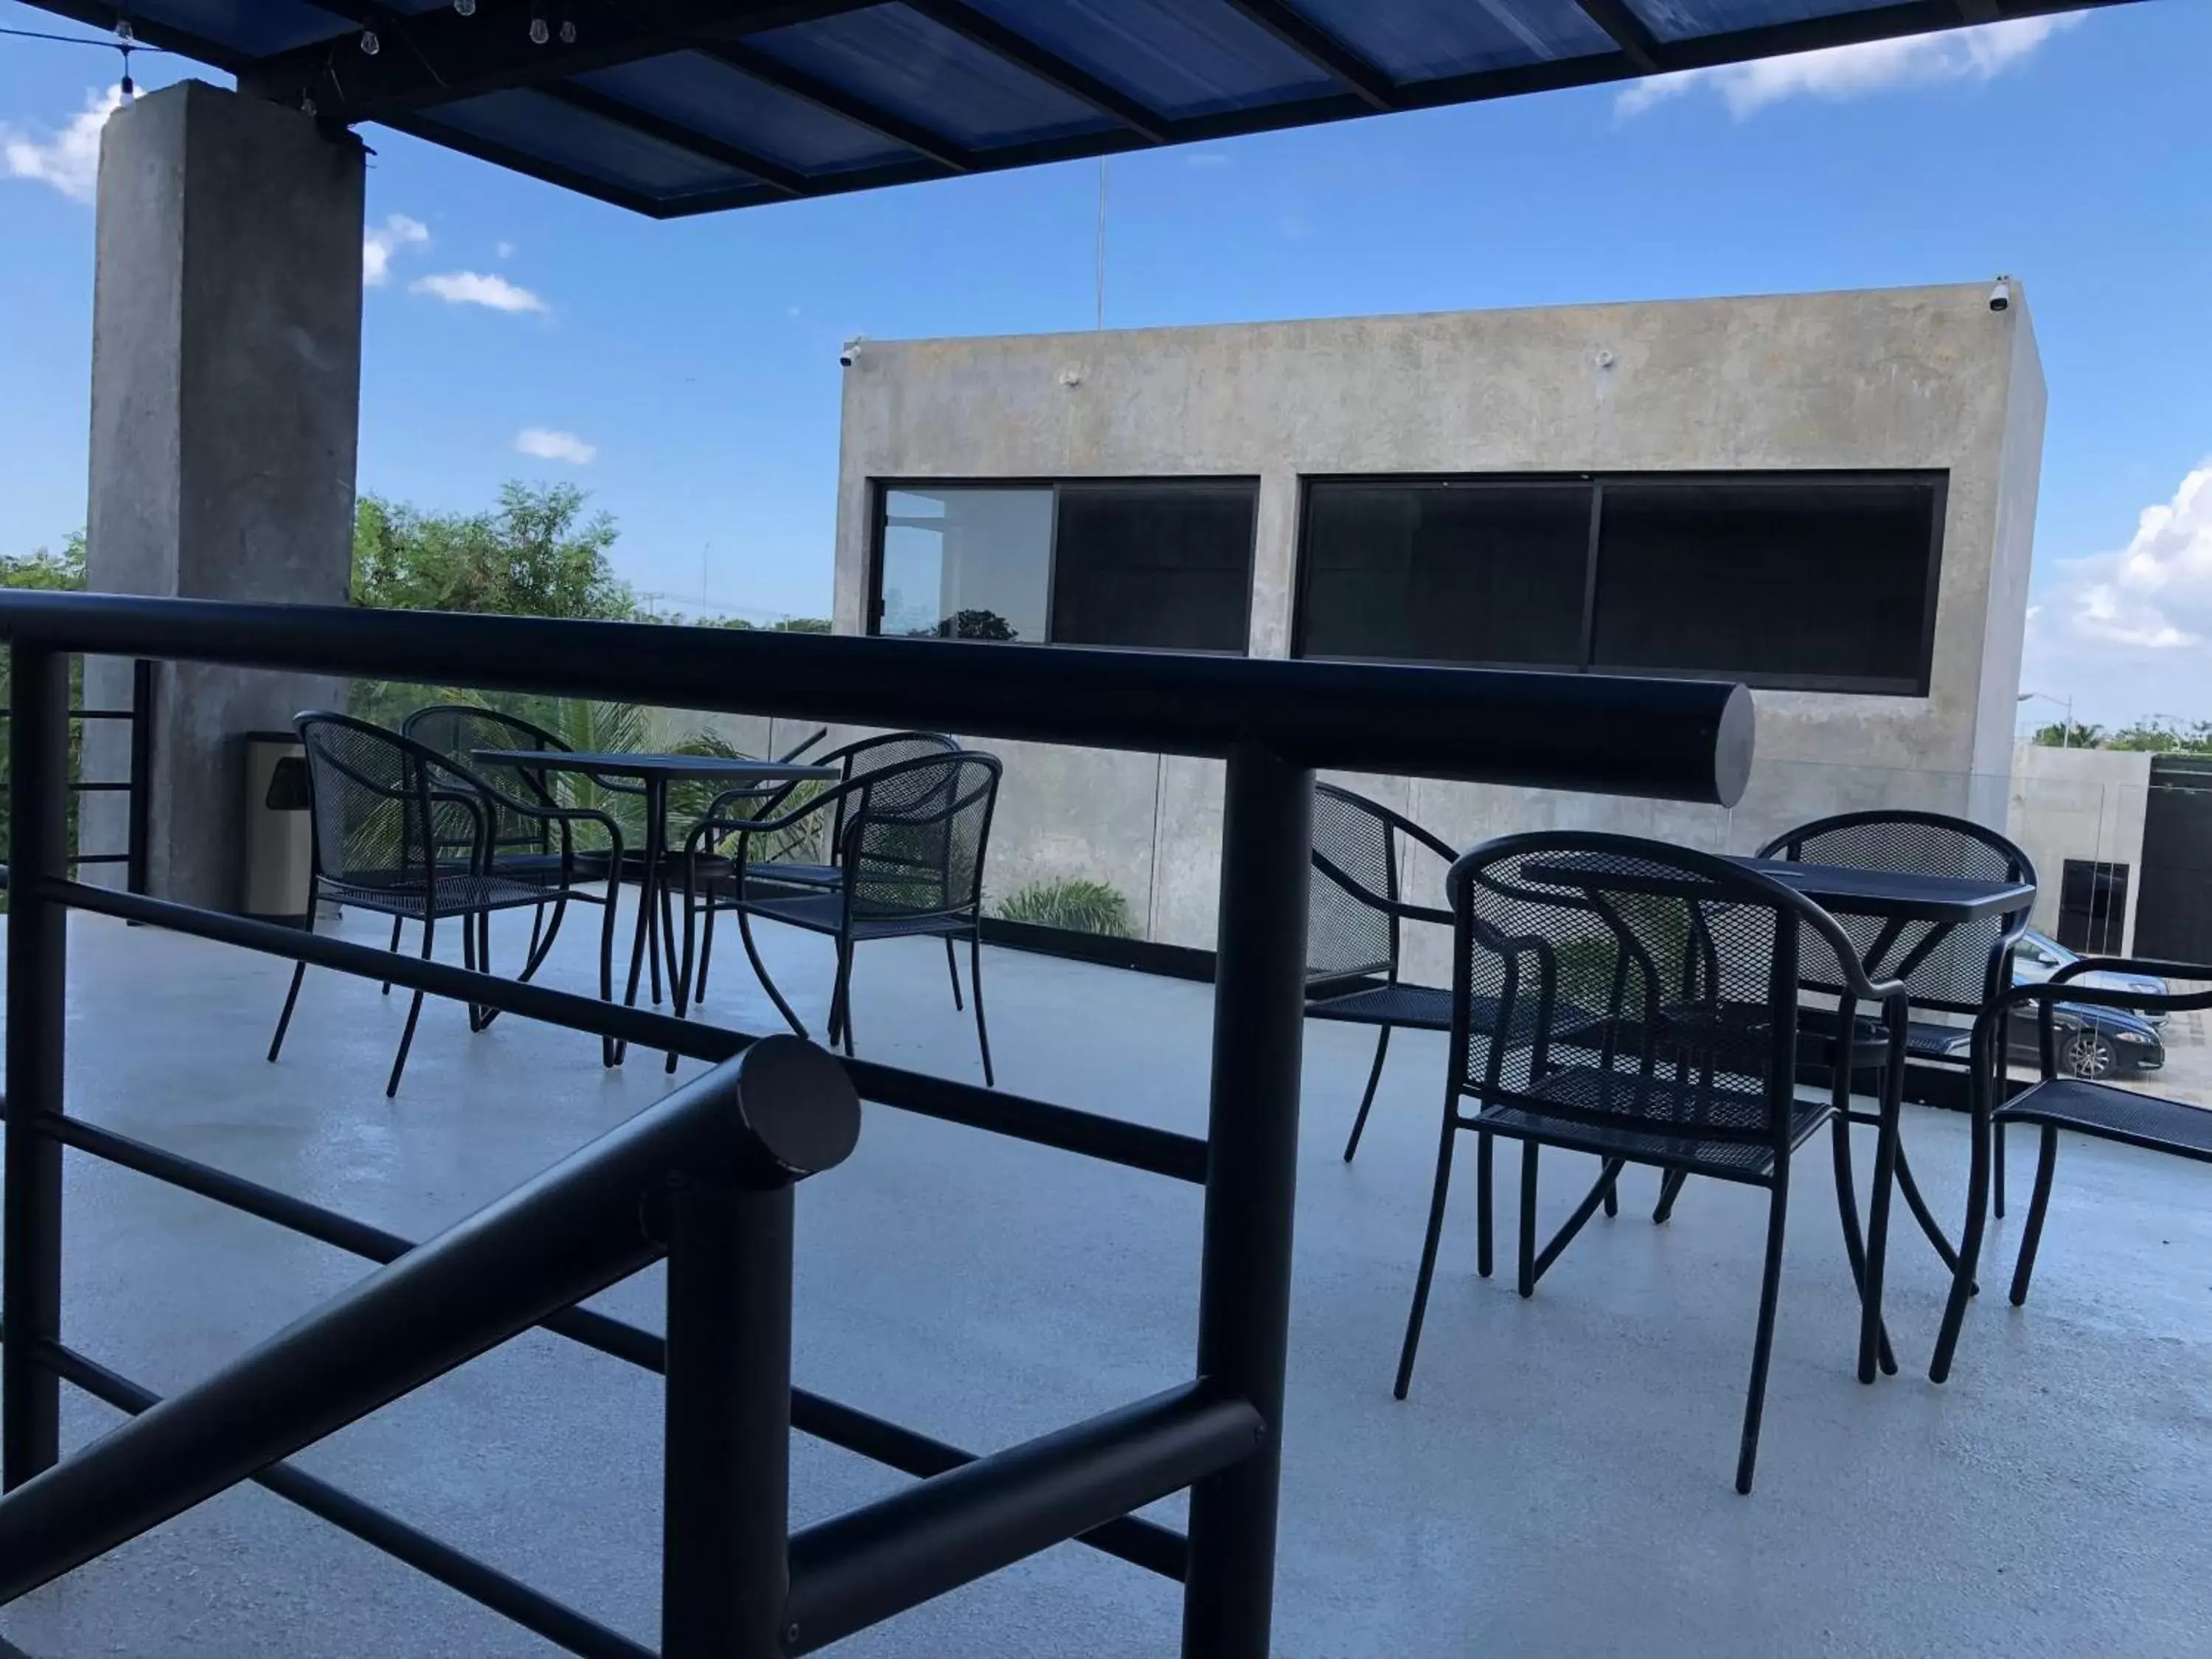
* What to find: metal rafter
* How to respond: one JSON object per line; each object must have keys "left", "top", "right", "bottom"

{"left": 241, "top": 0, "right": 875, "bottom": 122}
{"left": 703, "top": 40, "right": 977, "bottom": 173}
{"left": 1220, "top": 0, "right": 1397, "bottom": 111}
{"left": 1569, "top": 0, "right": 1666, "bottom": 74}
{"left": 900, "top": 0, "right": 1177, "bottom": 145}
{"left": 538, "top": 81, "right": 806, "bottom": 195}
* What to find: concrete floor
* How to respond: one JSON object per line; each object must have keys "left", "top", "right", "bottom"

{"left": 1, "top": 900, "right": 2209, "bottom": 1658}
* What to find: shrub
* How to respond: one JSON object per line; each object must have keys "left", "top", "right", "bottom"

{"left": 992, "top": 877, "right": 1137, "bottom": 939}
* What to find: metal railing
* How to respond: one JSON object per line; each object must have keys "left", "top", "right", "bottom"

{"left": 0, "top": 655, "right": 153, "bottom": 893}
{"left": 0, "top": 591, "right": 1747, "bottom": 1657}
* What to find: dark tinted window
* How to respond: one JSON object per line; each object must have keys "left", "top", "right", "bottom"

{"left": 1592, "top": 479, "right": 1938, "bottom": 691}
{"left": 1051, "top": 483, "right": 1256, "bottom": 652}
{"left": 1300, "top": 481, "right": 1590, "bottom": 665}
{"left": 874, "top": 480, "right": 1256, "bottom": 652}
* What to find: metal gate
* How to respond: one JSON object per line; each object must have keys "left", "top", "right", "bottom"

{"left": 2133, "top": 755, "right": 2212, "bottom": 961}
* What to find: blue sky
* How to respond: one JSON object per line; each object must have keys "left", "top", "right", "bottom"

{"left": 4, "top": 2, "right": 2210, "bottom": 724}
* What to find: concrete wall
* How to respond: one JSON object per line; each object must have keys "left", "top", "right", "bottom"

{"left": 2006, "top": 741, "right": 2152, "bottom": 947}
{"left": 832, "top": 285, "right": 2046, "bottom": 950}
{"left": 80, "top": 81, "right": 361, "bottom": 909}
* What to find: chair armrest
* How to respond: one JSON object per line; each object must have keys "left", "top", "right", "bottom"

{"left": 1310, "top": 849, "right": 1452, "bottom": 928}
{"left": 2049, "top": 955, "right": 2212, "bottom": 991}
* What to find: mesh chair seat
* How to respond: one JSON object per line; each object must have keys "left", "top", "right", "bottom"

{"left": 491, "top": 848, "right": 615, "bottom": 885}
{"left": 744, "top": 859, "right": 841, "bottom": 889}
{"left": 1307, "top": 982, "right": 1453, "bottom": 1029}
{"left": 1994, "top": 1077, "right": 2212, "bottom": 1162}
{"left": 740, "top": 891, "right": 973, "bottom": 942}
{"left": 1478, "top": 1066, "right": 1829, "bottom": 1180}
{"left": 323, "top": 873, "right": 554, "bottom": 918}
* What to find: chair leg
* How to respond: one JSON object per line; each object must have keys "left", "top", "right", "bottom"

{"left": 1653, "top": 1167, "right": 1688, "bottom": 1225}
{"left": 832, "top": 940, "right": 856, "bottom": 1058}
{"left": 1342, "top": 1026, "right": 1392, "bottom": 1164}
{"left": 968, "top": 931, "right": 994, "bottom": 1088}
{"left": 736, "top": 907, "right": 807, "bottom": 1038}
{"left": 1736, "top": 1162, "right": 1792, "bottom": 1496}
{"left": 1475, "top": 1129, "right": 1494, "bottom": 1280}
{"left": 268, "top": 961, "right": 309, "bottom": 1062}
{"left": 386, "top": 913, "right": 436, "bottom": 1099}
{"left": 1893, "top": 1142, "right": 1967, "bottom": 1282}
{"left": 1394, "top": 1102, "right": 1461, "bottom": 1400}
{"left": 1858, "top": 1077, "right": 1902, "bottom": 1388}
{"left": 1827, "top": 1116, "right": 1897, "bottom": 1377}
{"left": 1994, "top": 1120, "right": 2008, "bottom": 1219}
{"left": 696, "top": 901, "right": 717, "bottom": 1003}
{"left": 667, "top": 860, "right": 701, "bottom": 1077}
{"left": 945, "top": 934, "right": 964, "bottom": 1012}
{"left": 1929, "top": 1103, "right": 1996, "bottom": 1383}
{"left": 2009, "top": 1125, "right": 2060, "bottom": 1307}
{"left": 1603, "top": 1175, "right": 1619, "bottom": 1220}
{"left": 1516, "top": 1141, "right": 1540, "bottom": 1299}
{"left": 1526, "top": 1160, "right": 1624, "bottom": 1288}
{"left": 380, "top": 915, "right": 401, "bottom": 995}
{"left": 518, "top": 894, "right": 568, "bottom": 984}
{"left": 597, "top": 879, "right": 621, "bottom": 1069}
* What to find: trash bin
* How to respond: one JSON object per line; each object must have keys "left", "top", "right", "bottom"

{"left": 241, "top": 731, "right": 313, "bottom": 922}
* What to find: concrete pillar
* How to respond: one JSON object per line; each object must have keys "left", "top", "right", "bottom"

{"left": 80, "top": 80, "right": 362, "bottom": 910}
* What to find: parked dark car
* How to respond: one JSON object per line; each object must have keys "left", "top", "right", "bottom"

{"left": 1926, "top": 999, "right": 2165, "bottom": 1080}
{"left": 2013, "top": 928, "right": 2170, "bottom": 1025}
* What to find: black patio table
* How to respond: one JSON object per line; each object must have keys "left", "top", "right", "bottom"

{"left": 474, "top": 750, "right": 838, "bottom": 1062}
{"left": 1521, "top": 848, "right": 2036, "bottom": 1354}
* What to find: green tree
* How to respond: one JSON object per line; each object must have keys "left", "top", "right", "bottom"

{"left": 352, "top": 481, "right": 635, "bottom": 620}
{"left": 0, "top": 533, "right": 89, "bottom": 884}
{"left": 2106, "top": 717, "right": 2212, "bottom": 755}
{"left": 2032, "top": 720, "right": 2106, "bottom": 748}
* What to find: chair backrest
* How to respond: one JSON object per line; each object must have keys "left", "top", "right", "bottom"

{"left": 1449, "top": 832, "right": 1852, "bottom": 1152}
{"left": 401, "top": 703, "right": 566, "bottom": 851}
{"left": 1758, "top": 810, "right": 2037, "bottom": 1016}
{"left": 296, "top": 712, "right": 487, "bottom": 894}
{"left": 841, "top": 752, "right": 1001, "bottom": 923}
{"left": 820, "top": 730, "right": 960, "bottom": 860}
{"left": 1308, "top": 784, "right": 1403, "bottom": 987}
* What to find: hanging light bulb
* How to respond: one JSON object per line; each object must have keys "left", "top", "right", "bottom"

{"left": 359, "top": 28, "right": 380, "bottom": 54}
{"left": 114, "top": 19, "right": 133, "bottom": 44}
{"left": 529, "top": 9, "right": 549, "bottom": 45}
{"left": 453, "top": 0, "right": 476, "bottom": 14}
{"left": 558, "top": 17, "right": 576, "bottom": 43}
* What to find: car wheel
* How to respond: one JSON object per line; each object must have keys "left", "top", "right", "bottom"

{"left": 2062, "top": 1031, "right": 2117, "bottom": 1080}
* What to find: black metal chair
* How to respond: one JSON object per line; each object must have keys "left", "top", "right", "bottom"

{"left": 682, "top": 750, "right": 1002, "bottom": 1084}
{"left": 686, "top": 729, "right": 956, "bottom": 1005}
{"left": 1672, "top": 811, "right": 2038, "bottom": 1281}
{"left": 1394, "top": 832, "right": 1910, "bottom": 1494}
{"left": 1929, "top": 956, "right": 2212, "bottom": 1382}
{"left": 1304, "top": 784, "right": 1460, "bottom": 1163}
{"left": 402, "top": 703, "right": 619, "bottom": 970}
{"left": 270, "top": 712, "right": 619, "bottom": 1096}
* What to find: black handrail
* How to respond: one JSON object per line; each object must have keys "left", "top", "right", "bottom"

{"left": 0, "top": 591, "right": 1752, "bottom": 802}
{"left": 0, "top": 654, "right": 154, "bottom": 888}
{"left": 0, "top": 593, "right": 1754, "bottom": 1658}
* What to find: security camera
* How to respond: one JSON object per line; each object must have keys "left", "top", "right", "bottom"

{"left": 838, "top": 335, "right": 865, "bottom": 368}
{"left": 1988, "top": 278, "right": 2011, "bottom": 314}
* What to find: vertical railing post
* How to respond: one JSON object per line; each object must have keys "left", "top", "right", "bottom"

{"left": 1182, "top": 741, "right": 1312, "bottom": 1659}
{"left": 661, "top": 1172, "right": 795, "bottom": 1659}
{"left": 661, "top": 1037, "right": 858, "bottom": 1659}
{"left": 4, "top": 645, "right": 70, "bottom": 1488}
{"left": 126, "top": 658, "right": 154, "bottom": 897}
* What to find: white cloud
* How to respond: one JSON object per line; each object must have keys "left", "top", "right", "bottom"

{"left": 1, "top": 86, "right": 122, "bottom": 205}
{"left": 410, "top": 271, "right": 548, "bottom": 313}
{"left": 495, "top": 240, "right": 515, "bottom": 260}
{"left": 2025, "top": 463, "right": 2212, "bottom": 723}
{"left": 1617, "top": 17, "right": 2079, "bottom": 119}
{"left": 515, "top": 427, "right": 596, "bottom": 465}
{"left": 363, "top": 213, "right": 429, "bottom": 286}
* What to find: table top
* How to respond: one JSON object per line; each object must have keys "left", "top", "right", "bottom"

{"left": 473, "top": 749, "right": 840, "bottom": 785}
{"left": 1731, "top": 857, "right": 2034, "bottom": 925}
{"left": 1523, "top": 850, "right": 2032, "bottom": 925}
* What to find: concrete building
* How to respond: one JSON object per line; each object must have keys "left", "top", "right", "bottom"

{"left": 830, "top": 285, "right": 2048, "bottom": 957}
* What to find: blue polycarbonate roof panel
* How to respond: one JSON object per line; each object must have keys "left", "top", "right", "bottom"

{"left": 751, "top": 4, "right": 1118, "bottom": 150}
{"left": 575, "top": 53, "right": 917, "bottom": 175}
{"left": 961, "top": 0, "right": 1334, "bottom": 119}
{"left": 1629, "top": 0, "right": 1902, "bottom": 42}
{"left": 422, "top": 89, "right": 762, "bottom": 201}
{"left": 125, "top": 0, "right": 352, "bottom": 56}
{"left": 1295, "top": 0, "right": 1615, "bottom": 80}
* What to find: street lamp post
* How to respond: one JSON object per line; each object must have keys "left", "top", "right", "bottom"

{"left": 2019, "top": 690, "right": 2074, "bottom": 747}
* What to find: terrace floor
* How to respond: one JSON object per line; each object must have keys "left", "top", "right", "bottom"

{"left": 1, "top": 899, "right": 2208, "bottom": 1657}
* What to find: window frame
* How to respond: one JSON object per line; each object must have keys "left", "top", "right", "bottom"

{"left": 867, "top": 476, "right": 1262, "bottom": 655}
{"left": 1290, "top": 468, "right": 1949, "bottom": 696}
